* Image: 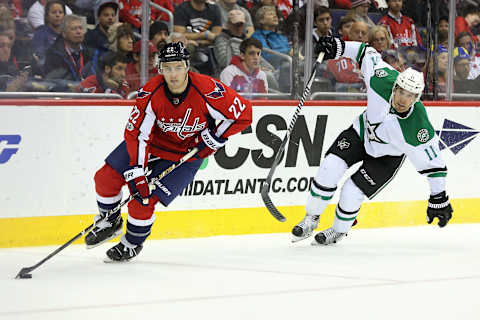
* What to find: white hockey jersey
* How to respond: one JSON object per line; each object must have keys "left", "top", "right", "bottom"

{"left": 342, "top": 41, "right": 447, "bottom": 194}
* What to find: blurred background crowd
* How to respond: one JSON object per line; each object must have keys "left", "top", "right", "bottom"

{"left": 0, "top": 0, "right": 479, "bottom": 99}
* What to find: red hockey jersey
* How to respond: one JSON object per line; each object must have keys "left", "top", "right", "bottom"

{"left": 378, "top": 13, "right": 423, "bottom": 48}
{"left": 124, "top": 71, "right": 253, "bottom": 167}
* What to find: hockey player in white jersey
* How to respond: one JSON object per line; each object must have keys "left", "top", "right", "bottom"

{"left": 292, "top": 36, "right": 453, "bottom": 245}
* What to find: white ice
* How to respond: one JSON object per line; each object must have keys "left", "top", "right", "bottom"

{"left": 1, "top": 224, "right": 479, "bottom": 320}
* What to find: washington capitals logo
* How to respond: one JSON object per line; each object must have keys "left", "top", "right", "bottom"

{"left": 436, "top": 119, "right": 478, "bottom": 154}
{"left": 137, "top": 88, "right": 151, "bottom": 99}
{"left": 206, "top": 80, "right": 225, "bottom": 99}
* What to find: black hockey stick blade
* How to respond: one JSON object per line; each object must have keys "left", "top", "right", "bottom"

{"left": 15, "top": 267, "right": 34, "bottom": 279}
{"left": 261, "top": 182, "right": 286, "bottom": 222}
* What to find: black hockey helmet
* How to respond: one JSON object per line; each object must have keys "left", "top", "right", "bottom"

{"left": 158, "top": 42, "right": 190, "bottom": 63}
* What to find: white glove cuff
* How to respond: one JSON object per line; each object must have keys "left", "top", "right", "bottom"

{"left": 201, "top": 129, "right": 226, "bottom": 151}
{"left": 123, "top": 166, "right": 144, "bottom": 182}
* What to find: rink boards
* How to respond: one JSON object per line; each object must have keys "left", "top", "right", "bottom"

{"left": 0, "top": 100, "right": 479, "bottom": 247}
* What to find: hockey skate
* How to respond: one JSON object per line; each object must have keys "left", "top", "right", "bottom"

{"left": 311, "top": 227, "right": 346, "bottom": 245}
{"left": 85, "top": 214, "right": 123, "bottom": 249}
{"left": 104, "top": 237, "right": 143, "bottom": 263}
{"left": 291, "top": 215, "right": 320, "bottom": 243}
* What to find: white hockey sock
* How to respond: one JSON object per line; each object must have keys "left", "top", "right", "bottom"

{"left": 306, "top": 154, "right": 348, "bottom": 216}
{"left": 333, "top": 178, "right": 364, "bottom": 233}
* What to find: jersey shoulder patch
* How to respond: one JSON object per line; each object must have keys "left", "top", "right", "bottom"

{"left": 397, "top": 102, "right": 435, "bottom": 147}
{"left": 369, "top": 67, "right": 399, "bottom": 102}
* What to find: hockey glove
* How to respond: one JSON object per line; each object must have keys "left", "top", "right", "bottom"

{"left": 124, "top": 165, "right": 150, "bottom": 206}
{"left": 315, "top": 36, "right": 345, "bottom": 60}
{"left": 192, "top": 128, "right": 227, "bottom": 159}
{"left": 427, "top": 191, "right": 453, "bottom": 228}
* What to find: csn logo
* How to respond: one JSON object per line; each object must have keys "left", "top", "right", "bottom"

{"left": 0, "top": 135, "right": 21, "bottom": 164}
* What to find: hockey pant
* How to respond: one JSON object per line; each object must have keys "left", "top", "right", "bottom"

{"left": 306, "top": 126, "right": 405, "bottom": 233}
{"left": 94, "top": 141, "right": 203, "bottom": 246}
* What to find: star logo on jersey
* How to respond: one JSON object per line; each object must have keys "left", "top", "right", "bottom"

{"left": 137, "top": 88, "right": 151, "bottom": 99}
{"left": 436, "top": 119, "right": 478, "bottom": 155}
{"left": 365, "top": 120, "right": 387, "bottom": 144}
{"left": 206, "top": 80, "right": 225, "bottom": 99}
{"left": 337, "top": 138, "right": 350, "bottom": 150}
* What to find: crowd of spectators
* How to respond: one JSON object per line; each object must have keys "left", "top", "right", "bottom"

{"left": 0, "top": 0, "right": 480, "bottom": 97}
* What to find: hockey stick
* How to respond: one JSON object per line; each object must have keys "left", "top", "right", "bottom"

{"left": 15, "top": 147, "right": 199, "bottom": 279}
{"left": 261, "top": 52, "right": 325, "bottom": 222}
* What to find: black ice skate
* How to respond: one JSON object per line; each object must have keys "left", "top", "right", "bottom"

{"left": 85, "top": 215, "right": 123, "bottom": 249}
{"left": 312, "top": 227, "right": 346, "bottom": 245}
{"left": 291, "top": 215, "right": 320, "bottom": 243}
{"left": 104, "top": 237, "right": 143, "bottom": 263}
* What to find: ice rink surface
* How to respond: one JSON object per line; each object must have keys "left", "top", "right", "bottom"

{"left": 1, "top": 224, "right": 479, "bottom": 320}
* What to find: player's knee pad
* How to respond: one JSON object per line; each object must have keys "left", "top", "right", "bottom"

{"left": 315, "top": 154, "right": 348, "bottom": 188}
{"left": 128, "top": 195, "right": 159, "bottom": 220}
{"left": 94, "top": 164, "right": 125, "bottom": 197}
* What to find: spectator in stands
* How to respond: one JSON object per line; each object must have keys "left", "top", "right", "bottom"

{"left": 149, "top": 20, "right": 169, "bottom": 50}
{"left": 378, "top": 0, "right": 422, "bottom": 49}
{"left": 336, "top": 15, "right": 354, "bottom": 39}
{"left": 249, "top": 0, "right": 285, "bottom": 32}
{"left": 453, "top": 46, "right": 471, "bottom": 81}
{"left": 346, "top": 0, "right": 375, "bottom": 28}
{"left": 369, "top": 25, "right": 391, "bottom": 53}
{"left": 455, "top": 5, "right": 480, "bottom": 43}
{"left": 31, "top": 0, "right": 65, "bottom": 69}
{"left": 76, "top": 51, "right": 130, "bottom": 96}
{"left": 439, "top": 16, "right": 449, "bottom": 34}
{"left": 220, "top": 37, "right": 268, "bottom": 95}
{"left": 85, "top": 0, "right": 118, "bottom": 55}
{"left": 381, "top": 49, "right": 405, "bottom": 71}
{"left": 251, "top": 5, "right": 290, "bottom": 68}
{"left": 27, "top": 0, "right": 72, "bottom": 30}
{"left": 0, "top": 8, "right": 33, "bottom": 69}
{"left": 0, "top": 0, "right": 22, "bottom": 18}
{"left": 44, "top": 14, "right": 93, "bottom": 86}
{"left": 216, "top": 0, "right": 254, "bottom": 38}
{"left": 0, "top": 33, "right": 28, "bottom": 91}
{"left": 347, "top": 20, "right": 369, "bottom": 42}
{"left": 173, "top": 0, "right": 222, "bottom": 75}
{"left": 303, "top": 6, "right": 331, "bottom": 64}
{"left": 324, "top": 20, "right": 367, "bottom": 95}
{"left": 214, "top": 9, "right": 247, "bottom": 70}
{"left": 423, "top": 51, "right": 448, "bottom": 95}
{"left": 313, "top": 5, "right": 332, "bottom": 38}
{"left": 107, "top": 22, "right": 134, "bottom": 62}
{"left": 452, "top": 46, "right": 480, "bottom": 93}
{"left": 119, "top": 0, "right": 173, "bottom": 31}
{"left": 125, "top": 40, "right": 158, "bottom": 91}
{"left": 455, "top": 31, "right": 480, "bottom": 80}
{"left": 213, "top": 10, "right": 277, "bottom": 87}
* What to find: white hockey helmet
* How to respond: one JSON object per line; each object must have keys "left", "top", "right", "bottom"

{"left": 394, "top": 67, "right": 425, "bottom": 99}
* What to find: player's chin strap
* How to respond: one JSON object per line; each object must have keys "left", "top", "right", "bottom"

{"left": 14, "top": 147, "right": 199, "bottom": 280}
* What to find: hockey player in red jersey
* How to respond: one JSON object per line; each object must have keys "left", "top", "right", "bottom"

{"left": 84, "top": 42, "right": 252, "bottom": 262}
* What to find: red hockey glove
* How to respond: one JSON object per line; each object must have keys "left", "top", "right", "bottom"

{"left": 191, "top": 128, "right": 227, "bottom": 159}
{"left": 427, "top": 191, "right": 453, "bottom": 228}
{"left": 123, "top": 165, "right": 150, "bottom": 206}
